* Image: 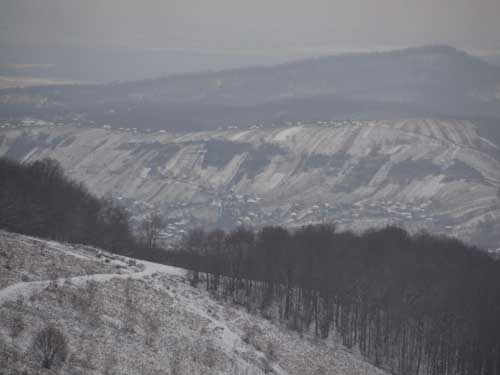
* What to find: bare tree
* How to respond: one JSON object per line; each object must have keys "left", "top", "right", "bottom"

{"left": 32, "top": 324, "right": 68, "bottom": 369}
{"left": 141, "top": 212, "right": 164, "bottom": 249}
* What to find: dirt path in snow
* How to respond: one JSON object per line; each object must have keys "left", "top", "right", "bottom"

{"left": 0, "top": 251, "right": 185, "bottom": 306}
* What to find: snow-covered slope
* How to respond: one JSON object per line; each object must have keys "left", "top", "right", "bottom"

{"left": 0, "top": 231, "right": 389, "bottom": 374}
{"left": 1, "top": 119, "right": 500, "bottom": 248}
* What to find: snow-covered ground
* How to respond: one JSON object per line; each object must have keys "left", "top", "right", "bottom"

{"left": 0, "top": 231, "right": 389, "bottom": 374}
{"left": 1, "top": 119, "right": 499, "bottom": 248}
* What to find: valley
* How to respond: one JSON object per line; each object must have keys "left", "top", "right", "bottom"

{"left": 1, "top": 117, "right": 499, "bottom": 249}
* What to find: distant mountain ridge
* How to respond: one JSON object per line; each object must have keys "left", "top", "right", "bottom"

{"left": 1, "top": 45, "right": 500, "bottom": 143}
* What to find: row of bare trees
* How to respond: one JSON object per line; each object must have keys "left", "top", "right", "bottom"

{"left": 170, "top": 225, "right": 500, "bottom": 375}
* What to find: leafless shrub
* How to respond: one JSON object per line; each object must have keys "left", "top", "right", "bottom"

{"left": 32, "top": 324, "right": 68, "bottom": 369}
{"left": 242, "top": 323, "right": 260, "bottom": 345}
{"left": 261, "top": 358, "right": 275, "bottom": 374}
{"left": 265, "top": 341, "right": 278, "bottom": 362}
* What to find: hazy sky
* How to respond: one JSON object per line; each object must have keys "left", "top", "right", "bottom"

{"left": 1, "top": 0, "right": 500, "bottom": 54}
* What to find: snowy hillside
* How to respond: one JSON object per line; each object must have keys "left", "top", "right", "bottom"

{"left": 1, "top": 118, "right": 500, "bottom": 248}
{"left": 0, "top": 231, "right": 389, "bottom": 374}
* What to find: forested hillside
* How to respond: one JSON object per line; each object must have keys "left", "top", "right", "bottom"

{"left": 170, "top": 225, "right": 500, "bottom": 375}
{"left": 0, "top": 157, "right": 135, "bottom": 253}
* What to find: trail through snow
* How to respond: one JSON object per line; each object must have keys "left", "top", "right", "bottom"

{"left": 0, "top": 245, "right": 291, "bottom": 374}
{"left": 1, "top": 235, "right": 391, "bottom": 375}
{"left": 0, "top": 250, "right": 185, "bottom": 306}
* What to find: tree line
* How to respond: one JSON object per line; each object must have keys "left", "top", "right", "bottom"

{"left": 168, "top": 225, "right": 500, "bottom": 375}
{"left": 0, "top": 157, "right": 166, "bottom": 257}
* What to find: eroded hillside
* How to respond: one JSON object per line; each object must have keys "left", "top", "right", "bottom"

{"left": 1, "top": 118, "right": 499, "bottom": 248}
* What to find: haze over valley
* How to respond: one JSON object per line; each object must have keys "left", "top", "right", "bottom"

{"left": 2, "top": 2, "right": 500, "bottom": 375}
{"left": 1, "top": 46, "right": 500, "bottom": 249}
